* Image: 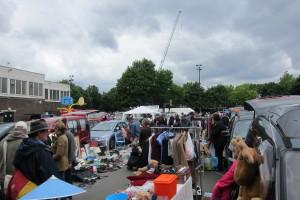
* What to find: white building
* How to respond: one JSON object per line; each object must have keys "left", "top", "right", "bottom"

{"left": 0, "top": 65, "right": 70, "bottom": 102}
{"left": 0, "top": 65, "right": 71, "bottom": 121}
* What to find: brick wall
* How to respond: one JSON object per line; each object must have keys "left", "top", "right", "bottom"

{"left": 0, "top": 97, "right": 61, "bottom": 121}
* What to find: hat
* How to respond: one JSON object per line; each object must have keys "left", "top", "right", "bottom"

{"left": 29, "top": 120, "right": 49, "bottom": 135}
{"left": 15, "top": 121, "right": 28, "bottom": 130}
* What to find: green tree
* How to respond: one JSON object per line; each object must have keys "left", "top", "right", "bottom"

{"left": 291, "top": 75, "right": 300, "bottom": 95}
{"left": 229, "top": 84, "right": 258, "bottom": 105}
{"left": 279, "top": 71, "right": 296, "bottom": 94}
{"left": 153, "top": 69, "right": 173, "bottom": 106}
{"left": 116, "top": 58, "right": 156, "bottom": 108}
{"left": 182, "top": 82, "right": 204, "bottom": 108}
{"left": 102, "top": 87, "right": 120, "bottom": 111}
{"left": 84, "top": 85, "right": 102, "bottom": 109}
{"left": 168, "top": 83, "right": 184, "bottom": 107}
{"left": 204, "top": 84, "right": 233, "bottom": 109}
{"left": 257, "top": 82, "right": 281, "bottom": 97}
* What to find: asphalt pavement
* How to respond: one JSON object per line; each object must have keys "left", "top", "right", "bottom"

{"left": 73, "top": 167, "right": 222, "bottom": 200}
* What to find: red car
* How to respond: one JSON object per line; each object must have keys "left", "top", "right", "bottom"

{"left": 61, "top": 110, "right": 106, "bottom": 128}
{"left": 43, "top": 115, "right": 90, "bottom": 145}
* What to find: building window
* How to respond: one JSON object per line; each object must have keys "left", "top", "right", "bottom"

{"left": 38, "top": 83, "right": 43, "bottom": 96}
{"left": 45, "top": 89, "right": 48, "bottom": 99}
{"left": 56, "top": 90, "right": 59, "bottom": 100}
{"left": 0, "top": 77, "right": 8, "bottom": 93}
{"left": 10, "top": 79, "right": 15, "bottom": 94}
{"left": 16, "top": 80, "right": 21, "bottom": 95}
{"left": 61, "top": 91, "right": 64, "bottom": 99}
{"left": 50, "top": 89, "right": 53, "bottom": 100}
{"left": 29, "top": 82, "right": 33, "bottom": 96}
{"left": 67, "top": 91, "right": 69, "bottom": 96}
{"left": 33, "top": 82, "right": 38, "bottom": 96}
{"left": 22, "top": 81, "right": 27, "bottom": 95}
{"left": 53, "top": 90, "right": 57, "bottom": 100}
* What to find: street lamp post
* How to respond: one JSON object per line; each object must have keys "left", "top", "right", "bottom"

{"left": 196, "top": 64, "right": 203, "bottom": 110}
{"left": 195, "top": 64, "right": 202, "bottom": 87}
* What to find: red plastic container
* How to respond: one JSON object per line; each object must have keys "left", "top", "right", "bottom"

{"left": 154, "top": 174, "right": 177, "bottom": 199}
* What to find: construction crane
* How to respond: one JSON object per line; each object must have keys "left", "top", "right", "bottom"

{"left": 159, "top": 10, "right": 182, "bottom": 70}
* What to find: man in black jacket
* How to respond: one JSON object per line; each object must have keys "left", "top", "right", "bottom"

{"left": 13, "top": 119, "right": 57, "bottom": 185}
{"left": 210, "top": 113, "right": 227, "bottom": 171}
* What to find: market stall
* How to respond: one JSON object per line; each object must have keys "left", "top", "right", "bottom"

{"left": 122, "top": 106, "right": 161, "bottom": 120}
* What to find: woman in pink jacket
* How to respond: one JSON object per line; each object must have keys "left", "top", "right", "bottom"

{"left": 211, "top": 160, "right": 238, "bottom": 200}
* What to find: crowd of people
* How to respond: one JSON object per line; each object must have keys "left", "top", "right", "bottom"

{"left": 124, "top": 109, "right": 231, "bottom": 172}
{"left": 0, "top": 119, "right": 77, "bottom": 200}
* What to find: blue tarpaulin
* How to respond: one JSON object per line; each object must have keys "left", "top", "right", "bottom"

{"left": 20, "top": 176, "right": 86, "bottom": 200}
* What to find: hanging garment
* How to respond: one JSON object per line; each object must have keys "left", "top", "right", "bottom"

{"left": 172, "top": 133, "right": 183, "bottom": 166}
{"left": 176, "top": 131, "right": 188, "bottom": 167}
{"left": 161, "top": 138, "right": 173, "bottom": 165}
{"left": 150, "top": 134, "right": 161, "bottom": 162}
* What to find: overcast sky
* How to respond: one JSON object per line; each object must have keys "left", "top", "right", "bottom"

{"left": 0, "top": 0, "right": 299, "bottom": 91}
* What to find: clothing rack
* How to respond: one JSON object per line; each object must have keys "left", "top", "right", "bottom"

{"left": 149, "top": 126, "right": 207, "bottom": 198}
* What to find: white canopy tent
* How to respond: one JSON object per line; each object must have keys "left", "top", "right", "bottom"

{"left": 122, "top": 106, "right": 161, "bottom": 120}
{"left": 170, "top": 107, "right": 195, "bottom": 115}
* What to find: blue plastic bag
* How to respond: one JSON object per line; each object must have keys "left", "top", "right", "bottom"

{"left": 211, "top": 156, "right": 219, "bottom": 170}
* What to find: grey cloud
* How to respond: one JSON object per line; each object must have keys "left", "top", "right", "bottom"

{"left": 0, "top": 0, "right": 15, "bottom": 33}
{"left": 0, "top": 0, "right": 300, "bottom": 92}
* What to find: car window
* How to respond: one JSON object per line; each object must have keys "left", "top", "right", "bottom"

{"left": 258, "top": 140, "right": 275, "bottom": 199}
{"left": 277, "top": 108, "right": 300, "bottom": 138}
{"left": 79, "top": 119, "right": 86, "bottom": 131}
{"left": 232, "top": 119, "right": 252, "bottom": 138}
{"left": 92, "top": 122, "right": 116, "bottom": 131}
{"left": 67, "top": 121, "right": 74, "bottom": 129}
{"left": 67, "top": 120, "right": 78, "bottom": 133}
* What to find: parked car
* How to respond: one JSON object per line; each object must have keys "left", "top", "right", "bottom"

{"left": 43, "top": 115, "right": 90, "bottom": 145}
{"left": 91, "top": 120, "right": 127, "bottom": 149}
{"left": 0, "top": 122, "right": 15, "bottom": 141}
{"left": 61, "top": 110, "right": 106, "bottom": 128}
{"left": 225, "top": 111, "right": 254, "bottom": 166}
{"left": 244, "top": 95, "right": 300, "bottom": 200}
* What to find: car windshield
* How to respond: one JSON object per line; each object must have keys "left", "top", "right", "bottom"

{"left": 277, "top": 108, "right": 300, "bottom": 138}
{"left": 283, "top": 151, "right": 300, "bottom": 200}
{"left": 232, "top": 119, "right": 252, "bottom": 138}
{"left": 92, "top": 122, "right": 116, "bottom": 131}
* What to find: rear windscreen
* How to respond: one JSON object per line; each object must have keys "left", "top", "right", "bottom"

{"left": 233, "top": 119, "right": 252, "bottom": 138}
{"left": 277, "top": 109, "right": 300, "bottom": 138}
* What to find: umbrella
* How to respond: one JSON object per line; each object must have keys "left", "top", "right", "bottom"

{"left": 20, "top": 175, "right": 86, "bottom": 200}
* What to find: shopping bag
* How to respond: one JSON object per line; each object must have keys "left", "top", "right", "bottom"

{"left": 211, "top": 156, "right": 218, "bottom": 170}
{"left": 204, "top": 157, "right": 212, "bottom": 171}
{"left": 185, "top": 133, "right": 195, "bottom": 161}
{"left": 209, "top": 144, "right": 216, "bottom": 157}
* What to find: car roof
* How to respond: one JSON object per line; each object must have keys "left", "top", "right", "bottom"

{"left": 0, "top": 123, "right": 15, "bottom": 140}
{"left": 100, "top": 120, "right": 126, "bottom": 123}
{"left": 61, "top": 110, "right": 99, "bottom": 116}
{"left": 244, "top": 95, "right": 300, "bottom": 116}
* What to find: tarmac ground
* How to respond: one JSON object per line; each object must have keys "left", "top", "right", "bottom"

{"left": 73, "top": 167, "right": 222, "bottom": 200}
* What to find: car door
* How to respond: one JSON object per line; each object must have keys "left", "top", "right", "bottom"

{"left": 253, "top": 118, "right": 276, "bottom": 199}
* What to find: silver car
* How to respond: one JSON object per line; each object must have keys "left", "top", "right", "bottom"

{"left": 91, "top": 120, "right": 127, "bottom": 149}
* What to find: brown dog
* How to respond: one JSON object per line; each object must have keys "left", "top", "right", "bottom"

{"left": 231, "top": 138, "right": 264, "bottom": 200}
